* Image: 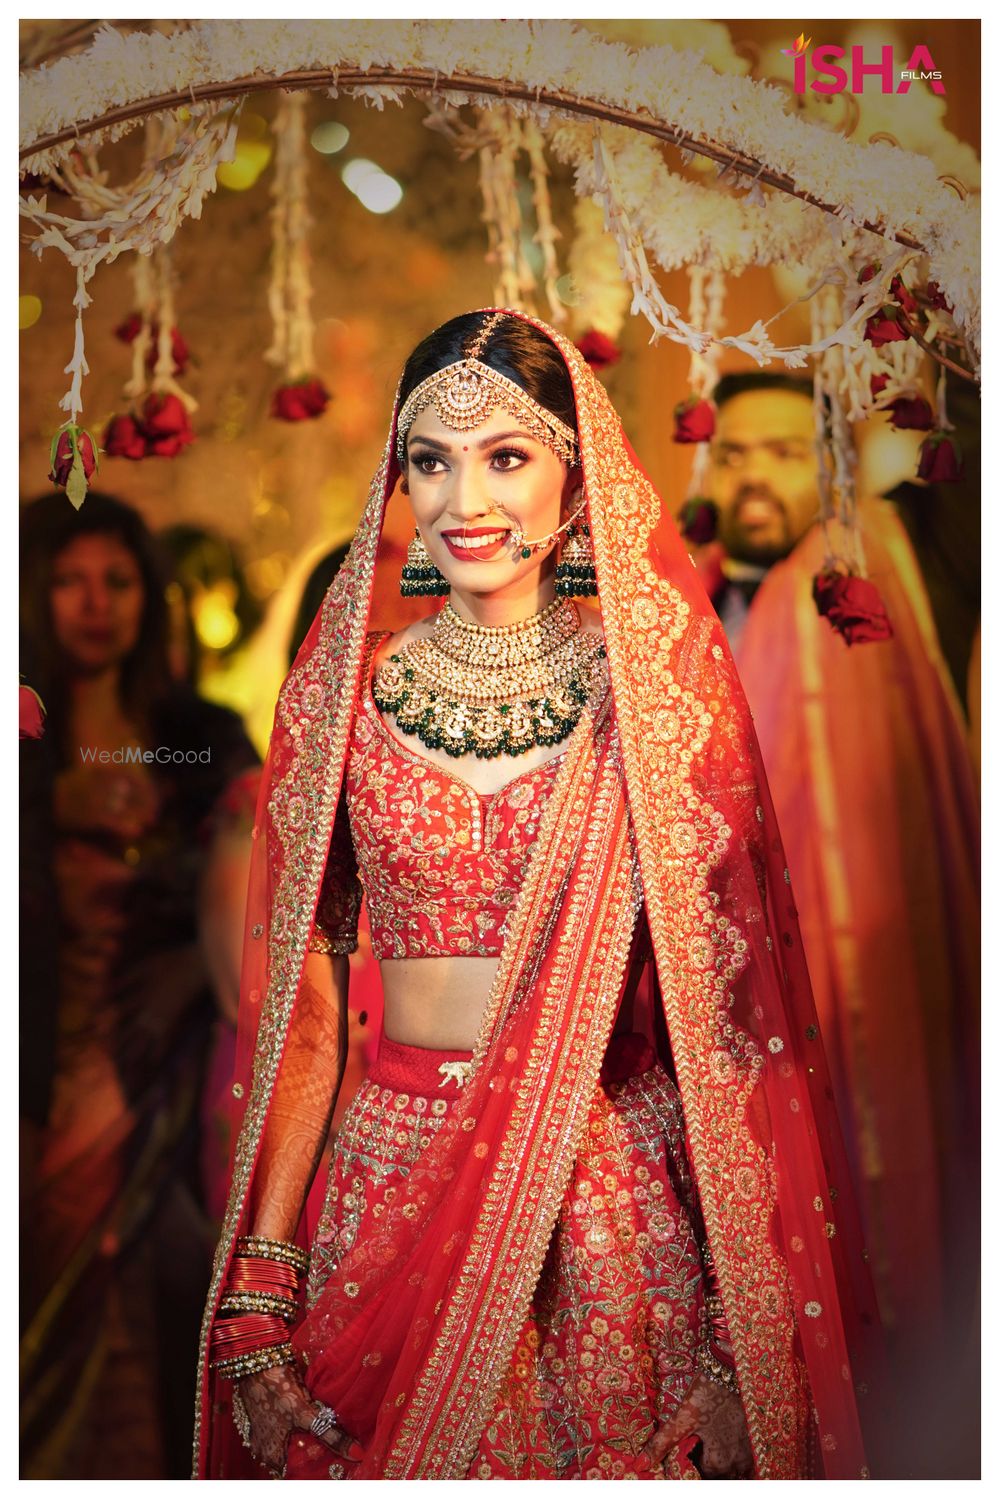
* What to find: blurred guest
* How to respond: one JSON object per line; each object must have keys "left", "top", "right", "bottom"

{"left": 19, "top": 493, "right": 257, "bottom": 1478}
{"left": 705, "top": 374, "right": 979, "bottom": 1475}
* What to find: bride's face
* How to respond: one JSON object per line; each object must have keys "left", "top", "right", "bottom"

{"left": 404, "top": 404, "right": 580, "bottom": 597}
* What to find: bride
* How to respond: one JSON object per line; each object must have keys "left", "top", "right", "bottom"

{"left": 195, "top": 309, "right": 878, "bottom": 1480}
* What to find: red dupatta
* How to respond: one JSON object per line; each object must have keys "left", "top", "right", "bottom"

{"left": 195, "top": 312, "right": 880, "bottom": 1479}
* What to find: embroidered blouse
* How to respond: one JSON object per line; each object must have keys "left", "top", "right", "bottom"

{"left": 307, "top": 634, "right": 568, "bottom": 960}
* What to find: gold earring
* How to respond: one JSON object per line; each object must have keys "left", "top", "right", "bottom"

{"left": 400, "top": 531, "right": 449, "bottom": 597}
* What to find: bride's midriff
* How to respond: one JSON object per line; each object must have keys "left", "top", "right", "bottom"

{"left": 379, "top": 955, "right": 500, "bottom": 1051}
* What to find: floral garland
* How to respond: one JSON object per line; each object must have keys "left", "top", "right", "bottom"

{"left": 677, "top": 266, "right": 726, "bottom": 499}
{"left": 566, "top": 197, "right": 630, "bottom": 344}
{"left": 22, "top": 102, "right": 237, "bottom": 501}
{"left": 266, "top": 94, "right": 330, "bottom": 422}
{"left": 19, "top": 19, "right": 979, "bottom": 352}
{"left": 104, "top": 239, "right": 198, "bottom": 462}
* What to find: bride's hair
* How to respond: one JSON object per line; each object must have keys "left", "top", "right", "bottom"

{"left": 398, "top": 311, "right": 578, "bottom": 434}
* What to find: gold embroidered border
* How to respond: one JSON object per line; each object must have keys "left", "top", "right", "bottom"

{"left": 385, "top": 716, "right": 640, "bottom": 1475}
{"left": 534, "top": 316, "right": 807, "bottom": 1477}
{"left": 192, "top": 443, "right": 393, "bottom": 1475}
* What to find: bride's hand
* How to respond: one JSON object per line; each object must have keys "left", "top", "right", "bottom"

{"left": 644, "top": 1370, "right": 754, "bottom": 1478}
{"left": 236, "top": 1362, "right": 356, "bottom": 1475}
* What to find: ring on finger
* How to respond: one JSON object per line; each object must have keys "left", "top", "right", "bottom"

{"left": 310, "top": 1403, "right": 339, "bottom": 1439}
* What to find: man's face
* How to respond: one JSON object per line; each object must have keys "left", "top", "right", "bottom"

{"left": 708, "top": 390, "right": 819, "bottom": 566}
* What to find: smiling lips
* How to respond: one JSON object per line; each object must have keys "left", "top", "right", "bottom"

{"left": 440, "top": 527, "right": 511, "bottom": 562}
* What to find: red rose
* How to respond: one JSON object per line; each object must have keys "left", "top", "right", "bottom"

{"left": 858, "top": 262, "right": 881, "bottom": 284}
{"left": 917, "top": 432, "right": 963, "bottom": 483}
{"left": 148, "top": 430, "right": 195, "bottom": 457}
{"left": 925, "top": 281, "right": 952, "bottom": 313}
{"left": 890, "top": 275, "right": 919, "bottom": 316}
{"left": 887, "top": 395, "right": 934, "bottom": 431}
{"left": 162, "top": 327, "right": 190, "bottom": 376}
{"left": 575, "top": 330, "right": 621, "bottom": 370}
{"left": 673, "top": 396, "right": 716, "bottom": 444}
{"left": 48, "top": 426, "right": 97, "bottom": 487}
{"left": 679, "top": 496, "right": 719, "bottom": 544}
{"left": 115, "top": 312, "right": 143, "bottom": 344}
{"left": 19, "top": 684, "right": 46, "bottom": 740}
{"left": 140, "top": 393, "right": 195, "bottom": 456}
{"left": 271, "top": 377, "right": 331, "bottom": 422}
{"left": 104, "top": 413, "right": 148, "bottom": 460}
{"left": 812, "top": 570, "right": 894, "bottom": 646}
{"left": 864, "top": 309, "right": 908, "bottom": 348}
{"left": 870, "top": 373, "right": 890, "bottom": 398}
{"left": 116, "top": 313, "right": 190, "bottom": 375}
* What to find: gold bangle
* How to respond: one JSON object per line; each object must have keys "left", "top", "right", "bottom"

{"left": 211, "top": 1342, "right": 296, "bottom": 1381}
{"left": 235, "top": 1235, "right": 310, "bottom": 1275}
{"left": 219, "top": 1290, "right": 298, "bottom": 1322}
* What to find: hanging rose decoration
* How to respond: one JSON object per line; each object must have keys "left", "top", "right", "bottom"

{"left": 864, "top": 308, "right": 909, "bottom": 347}
{"left": 141, "top": 392, "right": 196, "bottom": 456}
{"left": 917, "top": 432, "right": 963, "bottom": 483}
{"left": 116, "top": 314, "right": 191, "bottom": 376}
{"left": 271, "top": 378, "right": 331, "bottom": 422}
{"left": 22, "top": 103, "right": 237, "bottom": 502}
{"left": 809, "top": 281, "right": 897, "bottom": 644}
{"left": 812, "top": 569, "right": 894, "bottom": 646}
{"left": 575, "top": 330, "right": 621, "bottom": 370}
{"left": 678, "top": 497, "right": 719, "bottom": 545}
{"left": 104, "top": 237, "right": 198, "bottom": 460}
{"left": 673, "top": 396, "right": 716, "bottom": 443}
{"left": 48, "top": 425, "right": 99, "bottom": 506}
{"left": 104, "top": 414, "right": 147, "bottom": 461}
{"left": 266, "top": 93, "right": 330, "bottom": 423}
{"left": 19, "top": 683, "right": 46, "bottom": 740}
{"left": 887, "top": 395, "right": 935, "bottom": 431}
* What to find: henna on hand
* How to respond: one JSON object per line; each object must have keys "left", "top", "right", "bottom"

{"left": 644, "top": 1371, "right": 754, "bottom": 1478}
{"left": 251, "top": 967, "right": 348, "bottom": 1238}
{"left": 237, "top": 1361, "right": 355, "bottom": 1474}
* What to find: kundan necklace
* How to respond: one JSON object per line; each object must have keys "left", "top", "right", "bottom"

{"left": 373, "top": 598, "right": 607, "bottom": 759}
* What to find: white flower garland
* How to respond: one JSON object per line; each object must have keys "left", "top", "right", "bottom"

{"left": 19, "top": 18, "right": 979, "bottom": 353}
{"left": 21, "top": 103, "right": 236, "bottom": 422}
{"left": 265, "top": 93, "right": 317, "bottom": 380}
{"left": 566, "top": 197, "right": 630, "bottom": 341}
{"left": 685, "top": 266, "right": 726, "bottom": 498}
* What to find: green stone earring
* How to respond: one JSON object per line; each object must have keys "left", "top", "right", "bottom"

{"left": 554, "top": 522, "right": 598, "bottom": 598}
{"left": 400, "top": 531, "right": 449, "bottom": 597}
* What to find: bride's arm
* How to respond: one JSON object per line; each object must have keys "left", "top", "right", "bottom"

{"left": 249, "top": 950, "right": 349, "bottom": 1238}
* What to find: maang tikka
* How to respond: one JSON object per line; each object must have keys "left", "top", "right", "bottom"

{"left": 394, "top": 312, "right": 580, "bottom": 469}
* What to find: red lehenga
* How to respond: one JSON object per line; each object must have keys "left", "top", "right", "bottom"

{"left": 195, "top": 312, "right": 881, "bottom": 1480}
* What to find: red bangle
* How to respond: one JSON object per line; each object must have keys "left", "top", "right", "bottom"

{"left": 210, "top": 1313, "right": 289, "bottom": 1359}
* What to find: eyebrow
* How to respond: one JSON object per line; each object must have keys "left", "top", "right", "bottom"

{"left": 407, "top": 429, "right": 535, "bottom": 453}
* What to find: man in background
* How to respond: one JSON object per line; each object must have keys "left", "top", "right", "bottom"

{"left": 704, "top": 372, "right": 979, "bottom": 1478}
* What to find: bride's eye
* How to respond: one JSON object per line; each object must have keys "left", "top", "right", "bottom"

{"left": 491, "top": 447, "right": 530, "bottom": 471}
{"left": 411, "top": 452, "right": 445, "bottom": 475}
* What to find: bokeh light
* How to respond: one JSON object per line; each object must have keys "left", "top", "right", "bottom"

{"left": 19, "top": 294, "right": 42, "bottom": 329}
{"left": 193, "top": 586, "right": 241, "bottom": 651}
{"left": 311, "top": 121, "right": 350, "bottom": 155}
{"left": 218, "top": 117, "right": 272, "bottom": 191}
{"left": 341, "top": 158, "right": 403, "bottom": 214}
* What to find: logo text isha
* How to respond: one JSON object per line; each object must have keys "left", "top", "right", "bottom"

{"left": 792, "top": 44, "right": 945, "bottom": 97}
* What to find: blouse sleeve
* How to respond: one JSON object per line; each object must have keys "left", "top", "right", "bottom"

{"left": 307, "top": 790, "right": 362, "bottom": 956}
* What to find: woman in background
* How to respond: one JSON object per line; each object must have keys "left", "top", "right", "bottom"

{"left": 19, "top": 492, "right": 257, "bottom": 1478}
